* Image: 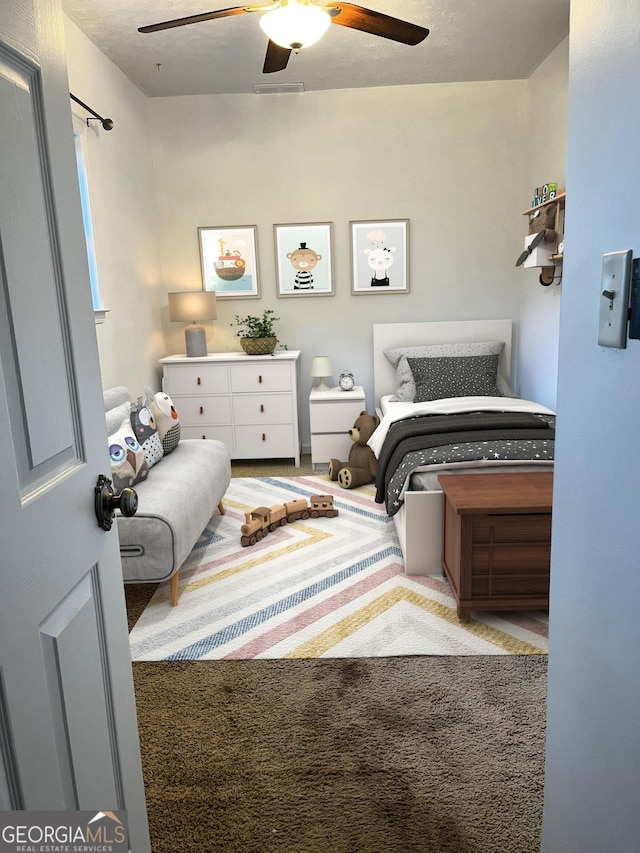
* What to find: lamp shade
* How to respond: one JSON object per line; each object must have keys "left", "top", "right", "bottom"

{"left": 310, "top": 355, "right": 333, "bottom": 391}
{"left": 168, "top": 291, "right": 217, "bottom": 323}
{"left": 168, "top": 291, "right": 217, "bottom": 357}
{"left": 260, "top": 0, "right": 331, "bottom": 50}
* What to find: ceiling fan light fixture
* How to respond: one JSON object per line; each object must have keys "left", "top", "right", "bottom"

{"left": 260, "top": 0, "right": 332, "bottom": 51}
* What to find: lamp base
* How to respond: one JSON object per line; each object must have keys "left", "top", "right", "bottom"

{"left": 185, "top": 324, "right": 207, "bottom": 357}
{"left": 315, "top": 379, "right": 331, "bottom": 392}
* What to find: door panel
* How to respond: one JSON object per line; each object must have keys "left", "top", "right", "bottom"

{"left": 0, "top": 1, "right": 150, "bottom": 848}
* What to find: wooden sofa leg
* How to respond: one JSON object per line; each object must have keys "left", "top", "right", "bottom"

{"left": 218, "top": 500, "right": 225, "bottom": 515}
{"left": 170, "top": 570, "right": 180, "bottom": 607}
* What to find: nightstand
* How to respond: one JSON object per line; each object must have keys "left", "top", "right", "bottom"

{"left": 309, "top": 385, "right": 366, "bottom": 468}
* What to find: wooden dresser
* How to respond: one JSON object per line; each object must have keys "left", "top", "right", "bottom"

{"left": 438, "top": 471, "right": 553, "bottom": 620}
{"left": 160, "top": 351, "right": 301, "bottom": 465}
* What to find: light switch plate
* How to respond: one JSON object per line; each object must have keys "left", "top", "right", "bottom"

{"left": 598, "top": 250, "right": 632, "bottom": 348}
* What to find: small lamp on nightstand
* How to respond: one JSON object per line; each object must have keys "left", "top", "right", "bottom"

{"left": 310, "top": 355, "right": 333, "bottom": 392}
{"left": 168, "top": 291, "right": 217, "bottom": 357}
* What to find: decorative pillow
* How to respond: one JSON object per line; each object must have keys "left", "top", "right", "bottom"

{"left": 108, "top": 416, "right": 149, "bottom": 493}
{"left": 145, "top": 386, "right": 181, "bottom": 455}
{"left": 130, "top": 398, "right": 164, "bottom": 469}
{"left": 409, "top": 353, "right": 502, "bottom": 402}
{"left": 385, "top": 341, "right": 505, "bottom": 402}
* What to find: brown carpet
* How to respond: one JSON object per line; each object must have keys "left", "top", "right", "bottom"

{"left": 132, "top": 656, "right": 546, "bottom": 853}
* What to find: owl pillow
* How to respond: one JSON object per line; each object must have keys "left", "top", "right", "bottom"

{"left": 145, "top": 386, "right": 180, "bottom": 455}
{"left": 130, "top": 398, "right": 164, "bottom": 469}
{"left": 108, "top": 416, "right": 149, "bottom": 493}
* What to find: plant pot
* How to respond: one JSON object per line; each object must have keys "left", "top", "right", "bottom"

{"left": 240, "top": 336, "right": 277, "bottom": 355}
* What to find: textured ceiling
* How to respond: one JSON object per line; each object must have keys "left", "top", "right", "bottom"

{"left": 62, "top": 1, "right": 570, "bottom": 97}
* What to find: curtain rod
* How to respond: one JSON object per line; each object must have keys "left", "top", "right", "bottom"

{"left": 69, "top": 93, "right": 114, "bottom": 131}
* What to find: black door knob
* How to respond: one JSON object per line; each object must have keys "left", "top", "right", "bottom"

{"left": 95, "top": 473, "right": 138, "bottom": 531}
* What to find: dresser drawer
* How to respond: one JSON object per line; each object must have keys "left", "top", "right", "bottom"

{"left": 180, "top": 425, "right": 234, "bottom": 446}
{"left": 165, "top": 363, "right": 229, "bottom": 395}
{"left": 174, "top": 396, "right": 232, "bottom": 426}
{"left": 310, "top": 398, "right": 365, "bottom": 432}
{"left": 235, "top": 424, "right": 295, "bottom": 458}
{"left": 310, "top": 433, "right": 354, "bottom": 464}
{"left": 233, "top": 394, "right": 293, "bottom": 425}
{"left": 230, "top": 362, "right": 292, "bottom": 393}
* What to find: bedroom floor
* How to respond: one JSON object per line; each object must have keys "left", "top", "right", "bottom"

{"left": 125, "top": 454, "right": 316, "bottom": 629}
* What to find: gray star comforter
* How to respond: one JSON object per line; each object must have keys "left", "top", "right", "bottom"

{"left": 369, "top": 398, "right": 555, "bottom": 517}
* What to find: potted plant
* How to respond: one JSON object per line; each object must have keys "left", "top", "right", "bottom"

{"left": 231, "top": 309, "right": 287, "bottom": 355}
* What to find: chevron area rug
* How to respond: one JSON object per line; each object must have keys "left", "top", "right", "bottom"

{"left": 128, "top": 476, "right": 548, "bottom": 660}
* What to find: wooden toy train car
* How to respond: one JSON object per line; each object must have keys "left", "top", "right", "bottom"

{"left": 240, "top": 495, "right": 338, "bottom": 547}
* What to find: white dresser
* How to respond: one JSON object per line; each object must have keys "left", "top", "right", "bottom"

{"left": 309, "top": 385, "right": 367, "bottom": 468}
{"left": 160, "top": 351, "right": 301, "bottom": 466}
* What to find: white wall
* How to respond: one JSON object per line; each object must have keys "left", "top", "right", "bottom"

{"left": 64, "top": 18, "right": 165, "bottom": 396}
{"left": 149, "top": 82, "right": 527, "bottom": 442}
{"left": 519, "top": 38, "right": 568, "bottom": 410}
{"left": 63, "top": 19, "right": 568, "bottom": 447}
{"left": 542, "top": 3, "right": 640, "bottom": 850}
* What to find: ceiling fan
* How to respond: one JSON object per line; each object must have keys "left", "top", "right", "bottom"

{"left": 138, "top": 1, "right": 430, "bottom": 74}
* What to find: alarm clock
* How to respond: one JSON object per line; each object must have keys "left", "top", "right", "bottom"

{"left": 339, "top": 370, "right": 355, "bottom": 391}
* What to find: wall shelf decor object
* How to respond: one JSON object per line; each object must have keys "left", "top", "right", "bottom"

{"left": 199, "top": 225, "right": 260, "bottom": 298}
{"left": 519, "top": 192, "right": 565, "bottom": 286}
{"left": 350, "top": 219, "right": 409, "bottom": 294}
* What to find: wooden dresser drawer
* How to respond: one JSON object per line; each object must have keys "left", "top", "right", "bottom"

{"left": 174, "top": 396, "right": 232, "bottom": 426}
{"left": 164, "top": 363, "right": 229, "bottom": 395}
{"left": 310, "top": 398, "right": 365, "bottom": 432}
{"left": 232, "top": 394, "right": 293, "bottom": 425}
{"left": 230, "top": 362, "right": 292, "bottom": 393}
{"left": 235, "top": 424, "right": 295, "bottom": 458}
{"left": 180, "top": 425, "right": 234, "bottom": 446}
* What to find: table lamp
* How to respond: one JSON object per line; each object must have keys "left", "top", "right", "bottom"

{"left": 310, "top": 355, "right": 333, "bottom": 391}
{"left": 168, "top": 291, "right": 217, "bottom": 357}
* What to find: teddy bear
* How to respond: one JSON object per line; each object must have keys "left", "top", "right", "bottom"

{"left": 328, "top": 411, "right": 380, "bottom": 489}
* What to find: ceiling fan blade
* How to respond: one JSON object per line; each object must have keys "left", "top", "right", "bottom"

{"left": 138, "top": 6, "right": 248, "bottom": 34}
{"left": 326, "top": 3, "right": 429, "bottom": 45}
{"left": 263, "top": 40, "right": 292, "bottom": 73}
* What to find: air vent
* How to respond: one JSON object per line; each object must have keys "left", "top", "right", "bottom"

{"left": 253, "top": 82, "right": 305, "bottom": 94}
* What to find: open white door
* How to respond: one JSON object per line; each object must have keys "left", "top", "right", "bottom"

{"left": 0, "top": 1, "right": 150, "bottom": 849}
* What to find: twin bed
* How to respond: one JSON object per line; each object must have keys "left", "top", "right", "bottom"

{"left": 369, "top": 319, "right": 556, "bottom": 575}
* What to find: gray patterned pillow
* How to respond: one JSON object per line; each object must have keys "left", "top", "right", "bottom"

{"left": 385, "top": 341, "right": 505, "bottom": 401}
{"left": 409, "top": 354, "right": 501, "bottom": 401}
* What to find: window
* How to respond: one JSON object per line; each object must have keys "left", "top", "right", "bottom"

{"left": 72, "top": 116, "right": 107, "bottom": 323}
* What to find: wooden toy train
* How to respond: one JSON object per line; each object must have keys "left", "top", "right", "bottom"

{"left": 241, "top": 494, "right": 338, "bottom": 547}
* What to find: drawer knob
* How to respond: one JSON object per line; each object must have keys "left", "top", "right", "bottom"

{"left": 262, "top": 433, "right": 266, "bottom": 442}
{"left": 202, "top": 434, "right": 206, "bottom": 440}
{"left": 200, "top": 406, "right": 204, "bottom": 415}
{"left": 260, "top": 404, "right": 264, "bottom": 413}
{"left": 197, "top": 377, "right": 201, "bottom": 385}
{"left": 258, "top": 375, "right": 262, "bottom": 384}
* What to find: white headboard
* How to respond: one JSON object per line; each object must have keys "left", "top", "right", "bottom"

{"left": 373, "top": 319, "right": 514, "bottom": 402}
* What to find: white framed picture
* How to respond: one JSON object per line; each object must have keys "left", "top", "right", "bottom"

{"left": 350, "top": 219, "right": 409, "bottom": 294}
{"left": 274, "top": 222, "right": 334, "bottom": 297}
{"left": 199, "top": 225, "right": 260, "bottom": 298}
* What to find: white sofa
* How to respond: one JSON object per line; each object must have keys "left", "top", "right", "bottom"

{"left": 104, "top": 387, "right": 231, "bottom": 605}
